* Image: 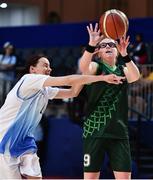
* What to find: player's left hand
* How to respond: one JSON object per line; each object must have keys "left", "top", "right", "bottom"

{"left": 116, "top": 35, "right": 130, "bottom": 57}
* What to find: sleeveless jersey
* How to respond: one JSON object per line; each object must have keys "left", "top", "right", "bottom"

{"left": 83, "top": 61, "right": 129, "bottom": 139}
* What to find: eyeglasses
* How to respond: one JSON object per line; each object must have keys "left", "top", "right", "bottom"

{"left": 98, "top": 42, "right": 116, "bottom": 48}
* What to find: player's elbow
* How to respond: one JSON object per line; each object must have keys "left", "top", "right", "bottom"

{"left": 129, "top": 74, "right": 140, "bottom": 83}
{"left": 73, "top": 91, "right": 80, "bottom": 98}
{"left": 134, "top": 71, "right": 141, "bottom": 81}
{"left": 67, "top": 91, "right": 78, "bottom": 98}
{"left": 71, "top": 87, "right": 82, "bottom": 98}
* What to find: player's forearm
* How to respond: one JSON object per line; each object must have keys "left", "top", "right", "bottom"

{"left": 125, "top": 61, "right": 140, "bottom": 82}
{"left": 71, "top": 84, "right": 83, "bottom": 97}
{"left": 79, "top": 51, "right": 94, "bottom": 73}
{"left": 44, "top": 74, "right": 102, "bottom": 87}
{"left": 66, "top": 85, "right": 84, "bottom": 98}
{"left": 54, "top": 85, "right": 84, "bottom": 99}
{"left": 68, "top": 74, "right": 104, "bottom": 86}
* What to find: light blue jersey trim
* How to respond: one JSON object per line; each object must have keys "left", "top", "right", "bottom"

{"left": 0, "top": 79, "right": 48, "bottom": 157}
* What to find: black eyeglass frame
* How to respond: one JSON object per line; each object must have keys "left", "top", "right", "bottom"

{"left": 97, "top": 42, "right": 117, "bottom": 49}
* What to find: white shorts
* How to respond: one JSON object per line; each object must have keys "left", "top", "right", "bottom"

{"left": 0, "top": 153, "right": 42, "bottom": 179}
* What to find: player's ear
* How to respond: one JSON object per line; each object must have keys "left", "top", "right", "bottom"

{"left": 29, "top": 66, "right": 35, "bottom": 73}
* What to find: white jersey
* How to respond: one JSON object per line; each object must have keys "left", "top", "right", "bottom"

{"left": 0, "top": 74, "right": 59, "bottom": 157}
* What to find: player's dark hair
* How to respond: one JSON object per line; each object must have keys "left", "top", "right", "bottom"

{"left": 24, "top": 54, "right": 46, "bottom": 74}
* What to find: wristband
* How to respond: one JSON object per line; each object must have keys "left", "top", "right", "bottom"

{"left": 122, "top": 55, "right": 131, "bottom": 63}
{"left": 86, "top": 44, "right": 96, "bottom": 53}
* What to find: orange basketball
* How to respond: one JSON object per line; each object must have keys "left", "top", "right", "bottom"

{"left": 99, "top": 9, "right": 129, "bottom": 40}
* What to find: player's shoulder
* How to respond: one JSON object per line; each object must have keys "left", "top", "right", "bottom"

{"left": 22, "top": 73, "right": 48, "bottom": 80}
{"left": 19, "top": 74, "right": 31, "bottom": 82}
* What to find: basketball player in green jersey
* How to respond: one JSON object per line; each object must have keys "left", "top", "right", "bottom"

{"left": 79, "top": 23, "right": 140, "bottom": 179}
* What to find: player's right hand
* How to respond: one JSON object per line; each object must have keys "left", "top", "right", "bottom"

{"left": 102, "top": 74, "right": 126, "bottom": 84}
{"left": 87, "top": 23, "right": 103, "bottom": 46}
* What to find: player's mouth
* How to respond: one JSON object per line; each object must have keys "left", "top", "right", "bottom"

{"left": 105, "top": 50, "right": 113, "bottom": 54}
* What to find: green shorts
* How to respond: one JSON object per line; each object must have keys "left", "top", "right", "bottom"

{"left": 83, "top": 137, "right": 131, "bottom": 172}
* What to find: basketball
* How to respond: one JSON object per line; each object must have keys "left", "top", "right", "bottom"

{"left": 99, "top": 9, "right": 129, "bottom": 40}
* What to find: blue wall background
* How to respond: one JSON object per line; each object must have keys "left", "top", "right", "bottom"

{"left": 0, "top": 18, "right": 153, "bottom": 49}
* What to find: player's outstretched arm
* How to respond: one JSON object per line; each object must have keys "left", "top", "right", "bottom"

{"left": 54, "top": 74, "right": 125, "bottom": 99}
{"left": 43, "top": 74, "right": 125, "bottom": 88}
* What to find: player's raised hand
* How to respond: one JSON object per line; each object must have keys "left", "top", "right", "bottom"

{"left": 116, "top": 35, "right": 130, "bottom": 56}
{"left": 102, "top": 74, "right": 125, "bottom": 84}
{"left": 87, "top": 23, "right": 103, "bottom": 46}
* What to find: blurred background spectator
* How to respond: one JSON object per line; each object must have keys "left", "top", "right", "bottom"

{"left": 0, "top": 41, "right": 17, "bottom": 74}
{"left": 0, "top": 41, "right": 17, "bottom": 103}
{"left": 129, "top": 33, "right": 148, "bottom": 64}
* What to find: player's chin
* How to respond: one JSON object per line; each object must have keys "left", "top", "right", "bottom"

{"left": 45, "top": 72, "right": 51, "bottom": 75}
{"left": 105, "top": 54, "right": 113, "bottom": 58}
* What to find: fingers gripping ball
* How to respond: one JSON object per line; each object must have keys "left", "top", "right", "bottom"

{"left": 99, "top": 9, "right": 129, "bottom": 40}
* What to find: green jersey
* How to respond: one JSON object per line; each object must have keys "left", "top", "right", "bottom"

{"left": 83, "top": 61, "right": 129, "bottom": 139}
